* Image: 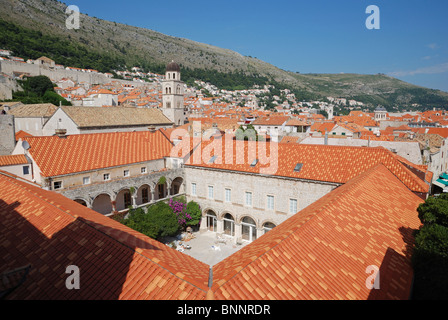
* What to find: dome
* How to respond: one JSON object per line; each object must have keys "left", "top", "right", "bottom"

{"left": 166, "top": 60, "right": 181, "bottom": 72}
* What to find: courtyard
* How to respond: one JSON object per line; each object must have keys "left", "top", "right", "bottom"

{"left": 167, "top": 231, "right": 249, "bottom": 266}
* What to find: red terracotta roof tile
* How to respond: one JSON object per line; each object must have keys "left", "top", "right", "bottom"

{"left": 0, "top": 154, "right": 29, "bottom": 167}
{"left": 23, "top": 130, "right": 173, "bottom": 177}
{"left": 15, "top": 130, "right": 33, "bottom": 141}
{"left": 184, "top": 140, "right": 430, "bottom": 193}
{"left": 211, "top": 164, "right": 424, "bottom": 300}
{"left": 0, "top": 171, "right": 210, "bottom": 300}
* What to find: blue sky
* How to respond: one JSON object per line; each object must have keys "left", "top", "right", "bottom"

{"left": 68, "top": 0, "right": 448, "bottom": 92}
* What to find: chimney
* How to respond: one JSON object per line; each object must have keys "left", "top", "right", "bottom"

{"left": 324, "top": 130, "right": 328, "bottom": 145}
{"left": 148, "top": 126, "right": 156, "bottom": 133}
{"left": 55, "top": 129, "right": 67, "bottom": 138}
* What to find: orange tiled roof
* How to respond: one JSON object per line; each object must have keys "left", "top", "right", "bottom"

{"left": 252, "top": 116, "right": 290, "bottom": 126}
{"left": 0, "top": 162, "right": 426, "bottom": 300}
{"left": 211, "top": 164, "right": 424, "bottom": 300}
{"left": 183, "top": 140, "right": 430, "bottom": 193}
{"left": 0, "top": 154, "right": 28, "bottom": 167}
{"left": 280, "top": 136, "right": 301, "bottom": 144}
{"left": 15, "top": 130, "right": 33, "bottom": 141}
{"left": 425, "top": 128, "right": 448, "bottom": 139}
{"left": 23, "top": 130, "right": 174, "bottom": 177}
{"left": 0, "top": 171, "right": 210, "bottom": 300}
{"left": 311, "top": 122, "right": 336, "bottom": 133}
{"left": 286, "top": 119, "right": 309, "bottom": 127}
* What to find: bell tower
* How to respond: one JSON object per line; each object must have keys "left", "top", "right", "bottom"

{"left": 162, "top": 61, "right": 185, "bottom": 126}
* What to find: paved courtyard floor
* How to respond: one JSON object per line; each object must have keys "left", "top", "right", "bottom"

{"left": 173, "top": 231, "right": 249, "bottom": 266}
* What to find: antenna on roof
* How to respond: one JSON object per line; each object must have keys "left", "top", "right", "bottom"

{"left": 22, "top": 140, "right": 30, "bottom": 151}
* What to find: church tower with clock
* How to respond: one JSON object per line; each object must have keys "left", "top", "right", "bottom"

{"left": 162, "top": 61, "right": 185, "bottom": 126}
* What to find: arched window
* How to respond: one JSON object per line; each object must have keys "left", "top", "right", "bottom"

{"left": 142, "top": 188, "right": 149, "bottom": 204}
{"left": 223, "top": 213, "right": 235, "bottom": 236}
{"left": 206, "top": 211, "right": 217, "bottom": 232}
{"left": 263, "top": 222, "right": 276, "bottom": 234}
{"left": 241, "top": 216, "right": 257, "bottom": 242}
{"left": 173, "top": 73, "right": 176, "bottom": 79}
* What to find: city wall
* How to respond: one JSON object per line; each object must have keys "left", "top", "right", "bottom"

{"left": 0, "top": 60, "right": 110, "bottom": 85}
{"left": 0, "top": 60, "right": 148, "bottom": 88}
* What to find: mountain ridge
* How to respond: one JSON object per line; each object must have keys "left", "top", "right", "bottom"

{"left": 0, "top": 0, "right": 447, "bottom": 110}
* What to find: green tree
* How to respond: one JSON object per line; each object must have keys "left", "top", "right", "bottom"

{"left": 417, "top": 193, "right": 448, "bottom": 227}
{"left": 12, "top": 76, "right": 71, "bottom": 105}
{"left": 121, "top": 202, "right": 179, "bottom": 240}
{"left": 121, "top": 208, "right": 159, "bottom": 239}
{"left": 185, "top": 201, "right": 202, "bottom": 227}
{"left": 235, "top": 124, "right": 259, "bottom": 141}
{"left": 21, "top": 75, "right": 54, "bottom": 96}
{"left": 146, "top": 202, "right": 179, "bottom": 239}
{"left": 412, "top": 194, "right": 448, "bottom": 299}
{"left": 42, "top": 90, "right": 71, "bottom": 106}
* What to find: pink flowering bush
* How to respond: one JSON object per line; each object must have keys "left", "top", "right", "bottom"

{"left": 169, "top": 198, "right": 201, "bottom": 229}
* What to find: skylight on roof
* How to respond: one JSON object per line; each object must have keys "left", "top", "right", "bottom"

{"left": 209, "top": 155, "right": 218, "bottom": 164}
{"left": 250, "top": 159, "right": 259, "bottom": 167}
{"left": 294, "top": 163, "right": 303, "bottom": 173}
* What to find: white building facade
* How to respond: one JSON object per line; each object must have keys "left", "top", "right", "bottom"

{"left": 185, "top": 166, "right": 338, "bottom": 243}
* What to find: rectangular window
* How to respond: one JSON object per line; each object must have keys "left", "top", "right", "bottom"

{"left": 290, "top": 199, "right": 298, "bottom": 214}
{"left": 208, "top": 186, "right": 214, "bottom": 199}
{"left": 53, "top": 181, "right": 63, "bottom": 190}
{"left": 267, "top": 195, "right": 275, "bottom": 210}
{"left": 124, "top": 170, "right": 130, "bottom": 177}
{"left": 104, "top": 173, "right": 111, "bottom": 181}
{"left": 141, "top": 167, "right": 147, "bottom": 174}
{"left": 83, "top": 177, "right": 91, "bottom": 185}
{"left": 225, "top": 188, "right": 231, "bottom": 203}
{"left": 22, "top": 166, "right": 30, "bottom": 175}
{"left": 245, "top": 192, "right": 252, "bottom": 207}
{"left": 191, "top": 183, "right": 197, "bottom": 196}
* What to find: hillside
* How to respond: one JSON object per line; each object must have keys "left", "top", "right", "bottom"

{"left": 1, "top": 0, "right": 447, "bottom": 110}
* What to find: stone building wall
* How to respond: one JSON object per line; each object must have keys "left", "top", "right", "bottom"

{"left": 0, "top": 115, "right": 16, "bottom": 156}
{"left": 184, "top": 166, "right": 339, "bottom": 241}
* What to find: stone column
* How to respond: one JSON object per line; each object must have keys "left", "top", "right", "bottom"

{"left": 167, "top": 183, "right": 171, "bottom": 198}
{"left": 256, "top": 228, "right": 264, "bottom": 240}
{"left": 111, "top": 193, "right": 117, "bottom": 214}
{"left": 131, "top": 195, "right": 137, "bottom": 209}
{"left": 234, "top": 224, "right": 242, "bottom": 244}
{"left": 150, "top": 190, "right": 156, "bottom": 203}
{"left": 87, "top": 197, "right": 94, "bottom": 209}
{"left": 217, "top": 219, "right": 224, "bottom": 234}
{"left": 200, "top": 216, "right": 208, "bottom": 233}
